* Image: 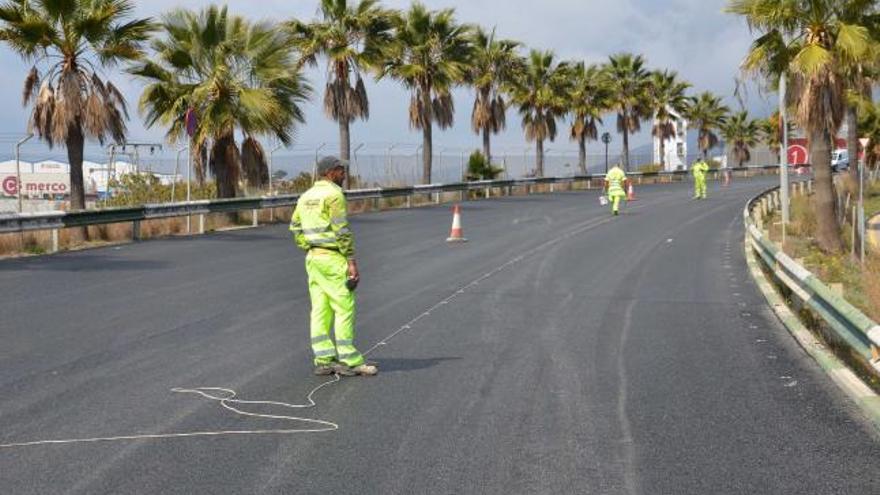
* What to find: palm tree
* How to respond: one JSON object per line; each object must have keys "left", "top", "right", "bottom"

{"left": 838, "top": 2, "right": 879, "bottom": 184}
{"left": 857, "top": 100, "right": 880, "bottom": 172}
{"left": 468, "top": 27, "right": 520, "bottom": 164}
{"left": 727, "top": 0, "right": 873, "bottom": 253}
{"left": 0, "top": 0, "right": 153, "bottom": 211}
{"left": 604, "top": 53, "right": 651, "bottom": 171}
{"left": 381, "top": 3, "right": 473, "bottom": 184}
{"left": 648, "top": 70, "right": 690, "bottom": 169}
{"left": 685, "top": 92, "right": 729, "bottom": 160}
{"left": 288, "top": 0, "right": 394, "bottom": 171}
{"left": 721, "top": 111, "right": 759, "bottom": 168}
{"left": 757, "top": 111, "right": 793, "bottom": 164}
{"left": 508, "top": 50, "right": 568, "bottom": 177}
{"left": 568, "top": 62, "right": 609, "bottom": 175}
{"left": 132, "top": 6, "right": 310, "bottom": 198}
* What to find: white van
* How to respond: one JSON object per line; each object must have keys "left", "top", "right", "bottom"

{"left": 831, "top": 149, "right": 849, "bottom": 172}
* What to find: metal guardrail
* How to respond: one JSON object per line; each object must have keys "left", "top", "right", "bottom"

{"left": 744, "top": 184, "right": 880, "bottom": 369}
{"left": 0, "top": 165, "right": 783, "bottom": 237}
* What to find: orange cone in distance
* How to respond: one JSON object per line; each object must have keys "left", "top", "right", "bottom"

{"left": 626, "top": 181, "right": 638, "bottom": 201}
{"left": 446, "top": 204, "right": 467, "bottom": 243}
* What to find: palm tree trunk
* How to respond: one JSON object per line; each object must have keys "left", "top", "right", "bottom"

{"left": 66, "top": 124, "right": 86, "bottom": 211}
{"left": 212, "top": 132, "right": 239, "bottom": 199}
{"left": 659, "top": 138, "right": 666, "bottom": 169}
{"left": 578, "top": 135, "right": 587, "bottom": 175}
{"left": 482, "top": 127, "right": 491, "bottom": 164}
{"left": 846, "top": 105, "right": 859, "bottom": 185}
{"left": 622, "top": 127, "right": 630, "bottom": 172}
{"left": 66, "top": 124, "right": 88, "bottom": 241}
{"left": 422, "top": 124, "right": 432, "bottom": 184}
{"left": 339, "top": 118, "right": 351, "bottom": 189}
{"left": 420, "top": 87, "right": 433, "bottom": 184}
{"left": 810, "top": 129, "right": 843, "bottom": 253}
{"left": 536, "top": 138, "right": 544, "bottom": 178}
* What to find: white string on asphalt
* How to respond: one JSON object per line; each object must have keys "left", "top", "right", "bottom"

{"left": 0, "top": 377, "right": 341, "bottom": 449}
{"left": 1, "top": 198, "right": 661, "bottom": 450}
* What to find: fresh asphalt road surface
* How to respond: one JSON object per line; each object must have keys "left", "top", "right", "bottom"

{"left": 1, "top": 177, "right": 879, "bottom": 494}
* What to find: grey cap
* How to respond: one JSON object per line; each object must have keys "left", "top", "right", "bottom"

{"left": 316, "top": 155, "right": 348, "bottom": 175}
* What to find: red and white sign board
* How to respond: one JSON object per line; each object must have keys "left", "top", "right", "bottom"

{"left": 786, "top": 137, "right": 850, "bottom": 166}
{"left": 787, "top": 142, "right": 809, "bottom": 165}
{"left": 1, "top": 174, "right": 70, "bottom": 198}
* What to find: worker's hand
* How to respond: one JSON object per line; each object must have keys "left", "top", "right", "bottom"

{"left": 347, "top": 259, "right": 360, "bottom": 283}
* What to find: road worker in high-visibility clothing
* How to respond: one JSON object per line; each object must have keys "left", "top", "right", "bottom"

{"left": 290, "top": 156, "right": 377, "bottom": 377}
{"left": 604, "top": 164, "right": 627, "bottom": 215}
{"left": 692, "top": 158, "right": 710, "bottom": 199}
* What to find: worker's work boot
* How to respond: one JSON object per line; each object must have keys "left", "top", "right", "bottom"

{"left": 333, "top": 362, "right": 379, "bottom": 376}
{"left": 313, "top": 363, "right": 336, "bottom": 376}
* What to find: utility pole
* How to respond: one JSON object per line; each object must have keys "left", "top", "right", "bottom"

{"left": 15, "top": 133, "right": 34, "bottom": 213}
{"left": 779, "top": 73, "right": 790, "bottom": 246}
{"left": 602, "top": 132, "right": 612, "bottom": 173}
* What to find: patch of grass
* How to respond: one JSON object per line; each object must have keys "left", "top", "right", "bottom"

{"left": 766, "top": 192, "right": 880, "bottom": 322}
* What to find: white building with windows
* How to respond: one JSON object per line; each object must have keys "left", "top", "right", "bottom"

{"left": 652, "top": 109, "right": 688, "bottom": 171}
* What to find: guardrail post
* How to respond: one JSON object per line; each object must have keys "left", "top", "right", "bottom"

{"left": 406, "top": 195, "right": 412, "bottom": 208}
{"left": 252, "top": 209, "right": 259, "bottom": 227}
{"left": 199, "top": 214, "right": 205, "bottom": 234}
{"left": 484, "top": 187, "right": 490, "bottom": 199}
{"left": 132, "top": 220, "right": 141, "bottom": 241}
{"left": 550, "top": 183, "right": 555, "bottom": 193}
{"left": 51, "top": 229, "right": 59, "bottom": 253}
{"left": 372, "top": 198, "right": 380, "bottom": 211}
{"left": 434, "top": 192, "right": 441, "bottom": 204}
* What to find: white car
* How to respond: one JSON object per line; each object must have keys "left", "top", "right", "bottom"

{"left": 831, "top": 149, "right": 849, "bottom": 172}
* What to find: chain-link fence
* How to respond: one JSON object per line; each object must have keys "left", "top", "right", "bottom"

{"left": 1, "top": 134, "right": 785, "bottom": 212}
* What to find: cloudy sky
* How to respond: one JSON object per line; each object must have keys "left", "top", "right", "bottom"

{"left": 0, "top": 0, "right": 775, "bottom": 157}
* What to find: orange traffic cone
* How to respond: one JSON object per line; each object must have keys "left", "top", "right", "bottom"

{"left": 446, "top": 204, "right": 468, "bottom": 243}
{"left": 626, "top": 182, "right": 638, "bottom": 201}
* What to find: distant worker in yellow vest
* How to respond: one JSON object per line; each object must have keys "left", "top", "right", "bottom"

{"left": 604, "top": 164, "right": 628, "bottom": 216}
{"left": 692, "top": 158, "right": 710, "bottom": 199}
{"left": 290, "top": 156, "right": 377, "bottom": 377}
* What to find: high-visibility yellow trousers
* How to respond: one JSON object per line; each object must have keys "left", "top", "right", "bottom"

{"left": 694, "top": 177, "right": 707, "bottom": 198}
{"left": 306, "top": 250, "right": 364, "bottom": 367}
{"left": 609, "top": 191, "right": 626, "bottom": 214}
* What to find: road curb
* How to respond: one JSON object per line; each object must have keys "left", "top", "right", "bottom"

{"left": 744, "top": 238, "right": 880, "bottom": 431}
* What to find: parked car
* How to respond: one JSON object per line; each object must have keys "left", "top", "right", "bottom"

{"left": 831, "top": 149, "right": 849, "bottom": 172}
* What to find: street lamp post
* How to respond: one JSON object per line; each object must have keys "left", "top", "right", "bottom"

{"left": 269, "top": 142, "right": 283, "bottom": 195}
{"left": 15, "top": 133, "right": 34, "bottom": 213}
{"left": 779, "top": 73, "right": 790, "bottom": 246}
{"left": 859, "top": 137, "right": 869, "bottom": 263}
{"left": 173, "top": 145, "right": 189, "bottom": 202}
{"left": 351, "top": 143, "right": 364, "bottom": 190}
{"left": 602, "top": 132, "right": 612, "bottom": 173}
{"left": 313, "top": 143, "right": 326, "bottom": 180}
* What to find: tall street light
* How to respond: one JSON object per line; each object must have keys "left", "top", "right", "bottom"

{"left": 601, "top": 132, "right": 612, "bottom": 173}
{"left": 779, "top": 73, "right": 790, "bottom": 246}
{"left": 15, "top": 132, "right": 34, "bottom": 213}
{"left": 859, "top": 137, "right": 869, "bottom": 263}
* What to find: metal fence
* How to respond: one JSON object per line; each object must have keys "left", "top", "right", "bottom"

{"left": 1, "top": 165, "right": 782, "bottom": 253}
{"left": 745, "top": 184, "right": 880, "bottom": 374}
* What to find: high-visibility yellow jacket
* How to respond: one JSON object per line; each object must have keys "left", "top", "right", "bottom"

{"left": 290, "top": 180, "right": 355, "bottom": 259}
{"left": 692, "top": 160, "right": 710, "bottom": 179}
{"left": 606, "top": 166, "right": 627, "bottom": 196}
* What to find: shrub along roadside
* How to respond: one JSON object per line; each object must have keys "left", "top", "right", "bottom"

{"left": 765, "top": 180, "right": 880, "bottom": 322}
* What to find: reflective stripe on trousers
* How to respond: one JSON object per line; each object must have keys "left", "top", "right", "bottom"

{"left": 306, "top": 250, "right": 364, "bottom": 367}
